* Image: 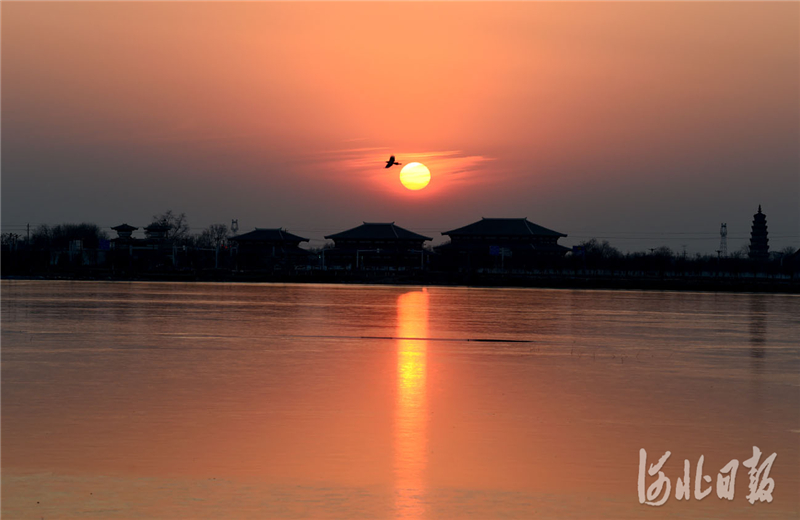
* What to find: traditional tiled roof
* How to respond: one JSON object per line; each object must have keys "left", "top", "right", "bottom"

{"left": 111, "top": 223, "right": 138, "bottom": 232}
{"left": 325, "top": 222, "right": 432, "bottom": 241}
{"left": 443, "top": 218, "right": 566, "bottom": 238}
{"left": 144, "top": 223, "right": 171, "bottom": 232}
{"left": 231, "top": 228, "right": 309, "bottom": 243}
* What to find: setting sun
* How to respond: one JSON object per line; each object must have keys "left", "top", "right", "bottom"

{"left": 399, "top": 162, "right": 431, "bottom": 191}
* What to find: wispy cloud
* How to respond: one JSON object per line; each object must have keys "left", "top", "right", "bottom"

{"left": 329, "top": 149, "right": 495, "bottom": 182}
{"left": 312, "top": 146, "right": 389, "bottom": 157}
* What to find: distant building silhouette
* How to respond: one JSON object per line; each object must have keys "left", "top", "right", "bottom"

{"left": 111, "top": 223, "right": 138, "bottom": 240}
{"left": 229, "top": 228, "right": 311, "bottom": 270}
{"left": 144, "top": 223, "right": 171, "bottom": 241}
{"left": 324, "top": 222, "right": 431, "bottom": 270}
{"left": 436, "top": 217, "right": 569, "bottom": 270}
{"left": 109, "top": 222, "right": 177, "bottom": 270}
{"left": 749, "top": 205, "right": 769, "bottom": 260}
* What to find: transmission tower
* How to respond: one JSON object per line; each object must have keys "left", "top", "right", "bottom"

{"left": 719, "top": 223, "right": 727, "bottom": 257}
{"left": 231, "top": 219, "right": 239, "bottom": 235}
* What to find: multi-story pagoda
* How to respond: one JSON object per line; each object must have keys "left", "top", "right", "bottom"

{"left": 748, "top": 205, "right": 769, "bottom": 260}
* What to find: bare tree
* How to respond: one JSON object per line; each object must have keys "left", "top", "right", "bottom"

{"left": 739, "top": 243, "right": 750, "bottom": 256}
{"left": 579, "top": 239, "right": 622, "bottom": 260}
{"left": 152, "top": 210, "right": 190, "bottom": 242}
{"left": 652, "top": 246, "right": 673, "bottom": 258}
{"left": 30, "top": 223, "right": 107, "bottom": 249}
{"left": 306, "top": 241, "right": 336, "bottom": 255}
{"left": 30, "top": 225, "right": 53, "bottom": 249}
{"left": 2, "top": 233, "right": 21, "bottom": 250}
{"left": 200, "top": 224, "right": 228, "bottom": 268}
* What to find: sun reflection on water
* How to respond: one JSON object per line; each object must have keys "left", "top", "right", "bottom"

{"left": 395, "top": 289, "right": 429, "bottom": 519}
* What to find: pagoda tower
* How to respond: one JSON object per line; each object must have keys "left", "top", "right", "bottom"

{"left": 748, "top": 205, "right": 769, "bottom": 260}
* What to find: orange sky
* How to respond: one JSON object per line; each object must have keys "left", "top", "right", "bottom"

{"left": 2, "top": 2, "right": 798, "bottom": 251}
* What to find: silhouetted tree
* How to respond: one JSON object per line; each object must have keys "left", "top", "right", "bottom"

{"left": 1, "top": 233, "right": 21, "bottom": 249}
{"left": 199, "top": 224, "right": 228, "bottom": 268}
{"left": 579, "top": 239, "right": 622, "bottom": 260}
{"left": 576, "top": 239, "right": 622, "bottom": 271}
{"left": 31, "top": 223, "right": 107, "bottom": 249}
{"left": 152, "top": 210, "right": 190, "bottom": 242}
{"left": 306, "top": 241, "right": 336, "bottom": 255}
{"left": 24, "top": 223, "right": 108, "bottom": 270}
{"left": 30, "top": 225, "right": 53, "bottom": 249}
{"left": 774, "top": 246, "right": 796, "bottom": 259}
{"left": 652, "top": 246, "right": 673, "bottom": 258}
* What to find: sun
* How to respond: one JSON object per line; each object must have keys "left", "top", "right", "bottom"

{"left": 399, "top": 162, "right": 431, "bottom": 191}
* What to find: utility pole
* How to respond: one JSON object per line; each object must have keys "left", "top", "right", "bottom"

{"left": 27, "top": 223, "right": 30, "bottom": 244}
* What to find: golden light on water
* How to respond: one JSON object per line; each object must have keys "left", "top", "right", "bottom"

{"left": 395, "top": 290, "right": 429, "bottom": 518}
{"left": 399, "top": 162, "right": 431, "bottom": 191}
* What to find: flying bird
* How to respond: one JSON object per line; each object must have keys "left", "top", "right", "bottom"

{"left": 385, "top": 155, "right": 402, "bottom": 169}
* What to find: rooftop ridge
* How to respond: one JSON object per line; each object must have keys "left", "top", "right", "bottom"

{"left": 325, "top": 222, "right": 431, "bottom": 241}
{"left": 441, "top": 217, "right": 566, "bottom": 238}
{"left": 232, "top": 228, "right": 309, "bottom": 242}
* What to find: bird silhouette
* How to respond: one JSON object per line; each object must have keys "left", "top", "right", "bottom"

{"left": 385, "top": 155, "right": 402, "bottom": 168}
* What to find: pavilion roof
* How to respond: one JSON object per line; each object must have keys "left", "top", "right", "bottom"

{"left": 231, "top": 228, "right": 309, "bottom": 243}
{"left": 325, "top": 222, "right": 432, "bottom": 241}
{"left": 443, "top": 218, "right": 566, "bottom": 238}
{"left": 111, "top": 223, "right": 138, "bottom": 232}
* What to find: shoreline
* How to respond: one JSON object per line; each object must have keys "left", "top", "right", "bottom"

{"left": 3, "top": 271, "right": 798, "bottom": 294}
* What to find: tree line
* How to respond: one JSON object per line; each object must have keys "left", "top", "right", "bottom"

{"left": 2, "top": 211, "right": 230, "bottom": 251}
{"left": 2, "top": 210, "right": 797, "bottom": 277}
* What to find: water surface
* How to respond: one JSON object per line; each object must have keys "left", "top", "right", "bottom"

{"left": 2, "top": 281, "right": 798, "bottom": 518}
